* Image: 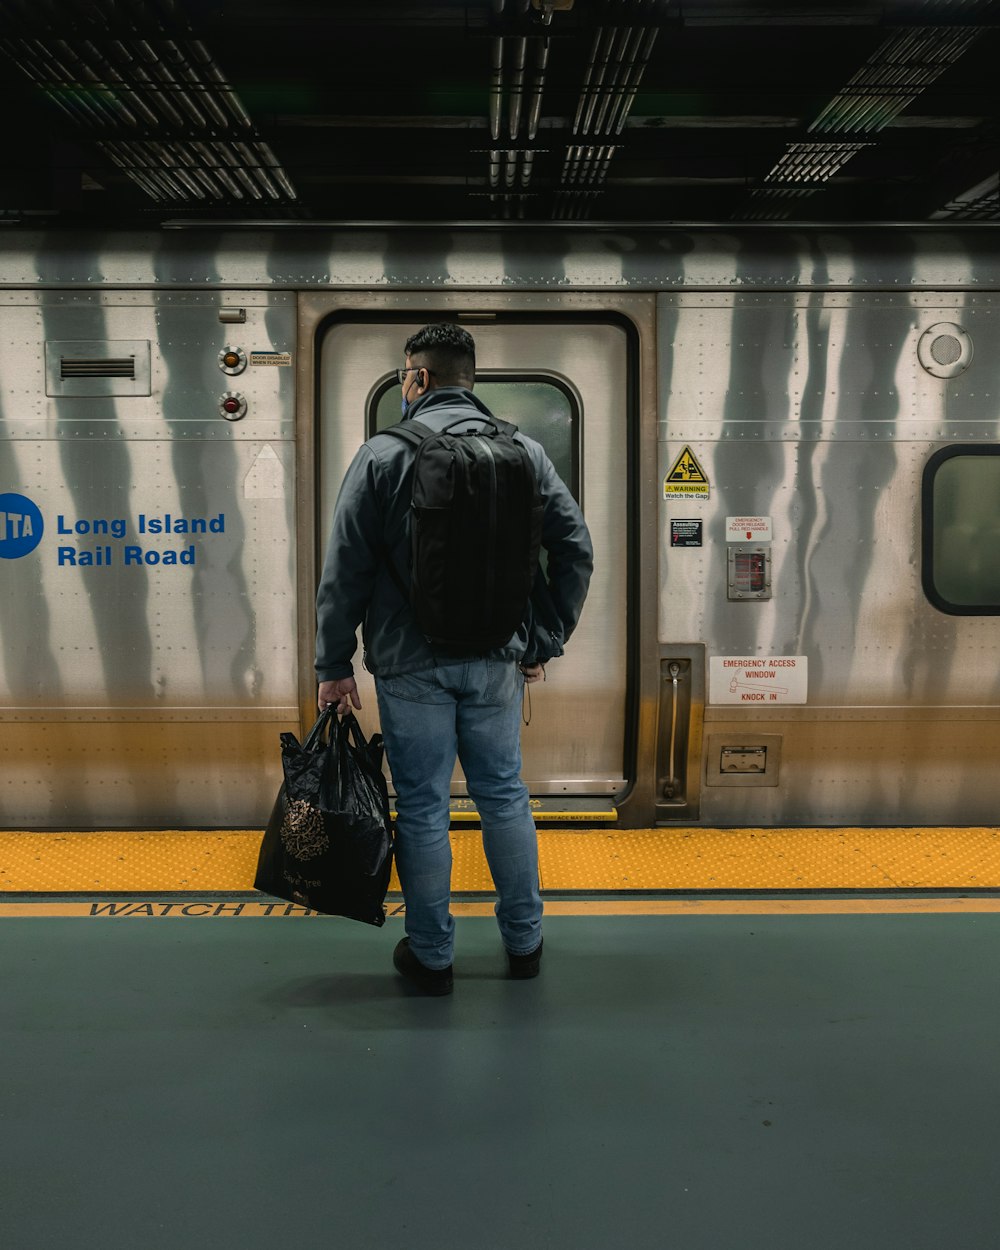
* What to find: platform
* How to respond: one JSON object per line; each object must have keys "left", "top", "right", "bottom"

{"left": 5, "top": 826, "right": 1000, "bottom": 1246}
{"left": 3, "top": 904, "right": 999, "bottom": 1249}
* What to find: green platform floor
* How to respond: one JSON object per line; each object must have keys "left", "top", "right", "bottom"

{"left": 2, "top": 908, "right": 997, "bottom": 1250}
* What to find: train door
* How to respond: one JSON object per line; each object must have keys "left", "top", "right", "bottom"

{"left": 316, "top": 314, "right": 629, "bottom": 819}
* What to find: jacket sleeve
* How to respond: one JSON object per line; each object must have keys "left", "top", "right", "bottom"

{"left": 525, "top": 452, "right": 594, "bottom": 665}
{"left": 315, "top": 445, "right": 386, "bottom": 682}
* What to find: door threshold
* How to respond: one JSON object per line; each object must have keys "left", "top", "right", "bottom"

{"left": 389, "top": 796, "right": 619, "bottom": 824}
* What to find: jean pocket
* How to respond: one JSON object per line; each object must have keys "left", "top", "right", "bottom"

{"left": 378, "top": 670, "right": 441, "bottom": 703}
{"left": 482, "top": 659, "right": 521, "bottom": 707}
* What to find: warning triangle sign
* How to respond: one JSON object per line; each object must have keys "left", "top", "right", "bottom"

{"left": 664, "top": 445, "right": 710, "bottom": 498}
{"left": 666, "top": 446, "right": 708, "bottom": 483}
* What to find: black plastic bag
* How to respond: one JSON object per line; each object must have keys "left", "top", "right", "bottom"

{"left": 254, "top": 708, "right": 394, "bottom": 925}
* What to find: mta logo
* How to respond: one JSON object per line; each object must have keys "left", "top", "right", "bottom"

{"left": 0, "top": 493, "right": 44, "bottom": 559}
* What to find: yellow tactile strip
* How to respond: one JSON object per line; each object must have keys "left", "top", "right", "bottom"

{"left": 2, "top": 826, "right": 1000, "bottom": 893}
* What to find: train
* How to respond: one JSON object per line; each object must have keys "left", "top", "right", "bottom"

{"left": 2, "top": 222, "right": 1000, "bottom": 830}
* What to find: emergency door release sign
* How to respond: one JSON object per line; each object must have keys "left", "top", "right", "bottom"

{"left": 726, "top": 516, "right": 772, "bottom": 542}
{"left": 709, "top": 656, "right": 808, "bottom": 705}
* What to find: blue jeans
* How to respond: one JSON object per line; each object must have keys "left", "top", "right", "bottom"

{"left": 375, "top": 659, "right": 542, "bottom": 970}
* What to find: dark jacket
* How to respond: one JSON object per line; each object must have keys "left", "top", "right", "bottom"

{"left": 315, "top": 386, "right": 593, "bottom": 682}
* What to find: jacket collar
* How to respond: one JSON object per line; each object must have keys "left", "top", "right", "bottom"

{"left": 404, "top": 386, "right": 495, "bottom": 423}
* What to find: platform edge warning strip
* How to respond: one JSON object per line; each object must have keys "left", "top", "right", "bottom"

{"left": 3, "top": 827, "right": 1000, "bottom": 894}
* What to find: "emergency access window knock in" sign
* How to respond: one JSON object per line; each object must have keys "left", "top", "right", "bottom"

{"left": 709, "top": 656, "right": 808, "bottom": 705}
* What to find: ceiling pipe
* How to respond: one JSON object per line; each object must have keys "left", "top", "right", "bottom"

{"left": 18, "top": 39, "right": 122, "bottom": 131}
{"left": 98, "top": 43, "right": 163, "bottom": 130}
{"left": 233, "top": 140, "right": 277, "bottom": 199}
{"left": 183, "top": 41, "right": 232, "bottom": 132}
{"left": 190, "top": 142, "right": 245, "bottom": 199}
{"left": 167, "top": 142, "right": 230, "bottom": 199}
{"left": 113, "top": 0, "right": 197, "bottom": 109}
{"left": 221, "top": 158, "right": 265, "bottom": 201}
{"left": 189, "top": 39, "right": 256, "bottom": 130}
{"left": 108, "top": 141, "right": 188, "bottom": 201}
{"left": 575, "top": 26, "right": 615, "bottom": 137}
{"left": 186, "top": 164, "right": 228, "bottom": 200}
{"left": 525, "top": 37, "right": 549, "bottom": 141}
{"left": 490, "top": 37, "right": 504, "bottom": 142}
{"left": 6, "top": 41, "right": 109, "bottom": 132}
{"left": 149, "top": 144, "right": 208, "bottom": 199}
{"left": 611, "top": 25, "right": 659, "bottom": 135}
{"left": 159, "top": 42, "right": 212, "bottom": 130}
{"left": 103, "top": 149, "right": 175, "bottom": 202}
{"left": 130, "top": 40, "right": 190, "bottom": 129}
{"left": 135, "top": 39, "right": 209, "bottom": 130}
{"left": 257, "top": 142, "right": 299, "bottom": 200}
{"left": 51, "top": 38, "right": 143, "bottom": 131}
{"left": 162, "top": 39, "right": 231, "bottom": 131}
{"left": 592, "top": 26, "right": 641, "bottom": 136}
{"left": 508, "top": 36, "right": 527, "bottom": 140}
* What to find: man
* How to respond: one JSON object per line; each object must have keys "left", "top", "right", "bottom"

{"left": 315, "top": 323, "right": 592, "bottom": 995}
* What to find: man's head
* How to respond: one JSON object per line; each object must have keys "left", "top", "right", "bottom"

{"left": 401, "top": 323, "right": 476, "bottom": 407}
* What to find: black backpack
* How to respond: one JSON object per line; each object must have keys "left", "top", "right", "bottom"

{"left": 383, "top": 415, "right": 543, "bottom": 652}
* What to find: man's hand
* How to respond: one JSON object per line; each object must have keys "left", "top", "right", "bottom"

{"left": 519, "top": 663, "right": 545, "bottom": 685}
{"left": 317, "top": 677, "right": 362, "bottom": 714}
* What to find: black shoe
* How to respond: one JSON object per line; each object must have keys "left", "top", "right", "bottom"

{"left": 506, "top": 938, "right": 543, "bottom": 979}
{"left": 393, "top": 938, "right": 453, "bottom": 996}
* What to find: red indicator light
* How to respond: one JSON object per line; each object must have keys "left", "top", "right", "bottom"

{"left": 223, "top": 398, "right": 241, "bottom": 413}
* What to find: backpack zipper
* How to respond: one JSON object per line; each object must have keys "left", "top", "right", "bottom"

{"left": 474, "top": 435, "right": 498, "bottom": 622}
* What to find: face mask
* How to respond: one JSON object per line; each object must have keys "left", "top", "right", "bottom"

{"left": 401, "top": 394, "right": 410, "bottom": 417}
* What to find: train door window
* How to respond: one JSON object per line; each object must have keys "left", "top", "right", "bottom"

{"left": 370, "top": 374, "right": 581, "bottom": 503}
{"left": 922, "top": 446, "right": 1000, "bottom": 614}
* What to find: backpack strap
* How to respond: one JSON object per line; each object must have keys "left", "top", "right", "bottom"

{"left": 380, "top": 419, "right": 434, "bottom": 448}
{"left": 372, "top": 422, "right": 433, "bottom": 606}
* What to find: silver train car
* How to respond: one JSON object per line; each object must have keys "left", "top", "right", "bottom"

{"left": 3, "top": 224, "right": 1000, "bottom": 831}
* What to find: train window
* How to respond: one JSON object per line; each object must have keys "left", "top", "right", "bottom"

{"left": 369, "top": 374, "right": 581, "bottom": 502}
{"left": 922, "top": 446, "right": 1000, "bottom": 614}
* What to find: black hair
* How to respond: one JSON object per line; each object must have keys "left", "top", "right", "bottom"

{"left": 404, "top": 323, "right": 476, "bottom": 387}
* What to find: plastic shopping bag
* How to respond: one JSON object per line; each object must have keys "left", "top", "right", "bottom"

{"left": 254, "top": 708, "right": 394, "bottom": 925}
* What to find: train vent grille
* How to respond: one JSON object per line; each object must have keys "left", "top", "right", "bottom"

{"left": 60, "top": 356, "right": 136, "bottom": 380}
{"left": 45, "top": 339, "right": 151, "bottom": 397}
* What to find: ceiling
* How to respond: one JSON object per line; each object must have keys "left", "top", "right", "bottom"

{"left": 2, "top": 0, "right": 998, "bottom": 230}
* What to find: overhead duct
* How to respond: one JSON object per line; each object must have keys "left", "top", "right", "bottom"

{"left": 932, "top": 172, "right": 1000, "bottom": 221}
{"left": 0, "top": 0, "right": 298, "bottom": 213}
{"left": 487, "top": 0, "right": 551, "bottom": 220}
{"left": 740, "top": 24, "right": 981, "bottom": 221}
{"left": 554, "top": 0, "right": 664, "bottom": 222}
